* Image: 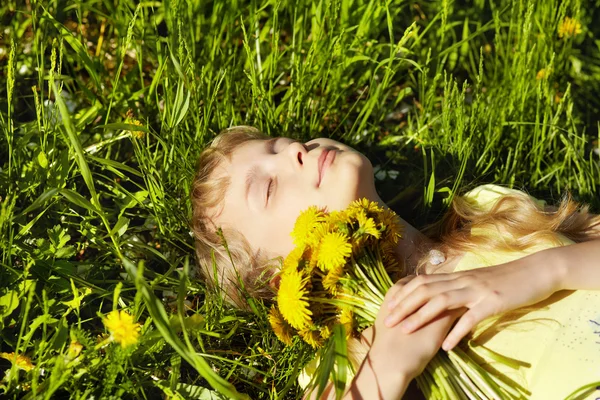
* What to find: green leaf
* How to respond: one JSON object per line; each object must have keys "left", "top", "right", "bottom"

{"left": 53, "top": 84, "right": 100, "bottom": 211}
{"left": 37, "top": 151, "right": 48, "bottom": 169}
{"left": 58, "top": 189, "right": 100, "bottom": 215}
{"left": 170, "top": 80, "right": 191, "bottom": 128}
{"left": 332, "top": 325, "right": 348, "bottom": 399}
{"left": 89, "top": 155, "right": 143, "bottom": 177}
{"left": 110, "top": 216, "right": 130, "bottom": 237}
{"left": 0, "top": 290, "right": 19, "bottom": 318}
{"left": 17, "top": 188, "right": 59, "bottom": 217}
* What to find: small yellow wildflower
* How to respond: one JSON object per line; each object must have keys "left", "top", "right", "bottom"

{"left": 129, "top": 119, "right": 145, "bottom": 139}
{"left": 317, "top": 231, "right": 352, "bottom": 272}
{"left": 555, "top": 92, "right": 562, "bottom": 104}
{"left": 66, "top": 340, "right": 83, "bottom": 361}
{"left": 277, "top": 268, "right": 313, "bottom": 329}
{"left": 103, "top": 310, "right": 141, "bottom": 348}
{"left": 536, "top": 68, "right": 551, "bottom": 80}
{"left": 291, "top": 206, "right": 325, "bottom": 247}
{"left": 558, "top": 17, "right": 582, "bottom": 39}
{"left": 0, "top": 352, "right": 34, "bottom": 372}
{"left": 268, "top": 306, "right": 294, "bottom": 345}
{"left": 125, "top": 110, "right": 145, "bottom": 139}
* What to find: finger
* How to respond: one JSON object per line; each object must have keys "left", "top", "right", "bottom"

{"left": 395, "top": 289, "right": 471, "bottom": 332}
{"left": 442, "top": 309, "right": 484, "bottom": 351}
{"left": 386, "top": 275, "right": 417, "bottom": 309}
{"left": 389, "top": 273, "right": 461, "bottom": 309}
{"left": 385, "top": 281, "right": 466, "bottom": 327}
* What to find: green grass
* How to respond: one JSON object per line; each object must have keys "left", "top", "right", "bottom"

{"left": 1, "top": 0, "right": 599, "bottom": 398}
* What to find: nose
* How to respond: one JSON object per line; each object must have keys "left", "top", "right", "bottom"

{"left": 285, "top": 141, "right": 308, "bottom": 168}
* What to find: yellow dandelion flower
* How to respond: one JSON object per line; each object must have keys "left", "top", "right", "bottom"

{"left": 317, "top": 232, "right": 352, "bottom": 272}
{"left": 355, "top": 210, "right": 381, "bottom": 239}
{"left": 558, "top": 17, "right": 582, "bottom": 39}
{"left": 339, "top": 307, "right": 355, "bottom": 338}
{"left": 0, "top": 352, "right": 34, "bottom": 371}
{"left": 103, "top": 310, "right": 141, "bottom": 348}
{"left": 305, "top": 246, "right": 320, "bottom": 271}
{"left": 348, "top": 198, "right": 383, "bottom": 216}
{"left": 282, "top": 245, "right": 306, "bottom": 273}
{"left": 327, "top": 210, "right": 349, "bottom": 225}
{"left": 291, "top": 206, "right": 326, "bottom": 247}
{"left": 320, "top": 324, "right": 333, "bottom": 341}
{"left": 323, "top": 265, "right": 344, "bottom": 294}
{"left": 326, "top": 210, "right": 352, "bottom": 234}
{"left": 379, "top": 208, "right": 403, "bottom": 244}
{"left": 277, "top": 268, "right": 313, "bottom": 329}
{"left": 299, "top": 325, "right": 323, "bottom": 348}
{"left": 268, "top": 306, "right": 294, "bottom": 345}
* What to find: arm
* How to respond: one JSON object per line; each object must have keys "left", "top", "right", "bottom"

{"left": 553, "top": 238, "right": 600, "bottom": 291}
{"left": 383, "top": 238, "right": 600, "bottom": 351}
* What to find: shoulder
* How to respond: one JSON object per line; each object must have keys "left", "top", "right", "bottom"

{"left": 461, "top": 184, "right": 547, "bottom": 211}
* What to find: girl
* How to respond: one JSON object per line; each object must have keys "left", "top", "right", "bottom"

{"left": 191, "top": 125, "right": 600, "bottom": 399}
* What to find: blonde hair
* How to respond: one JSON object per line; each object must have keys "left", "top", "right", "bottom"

{"left": 190, "top": 126, "right": 278, "bottom": 308}
{"left": 417, "top": 189, "right": 600, "bottom": 274}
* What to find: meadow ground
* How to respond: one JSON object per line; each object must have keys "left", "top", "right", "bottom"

{"left": 1, "top": 0, "right": 599, "bottom": 398}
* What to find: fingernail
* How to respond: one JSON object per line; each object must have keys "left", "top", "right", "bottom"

{"left": 384, "top": 315, "right": 394, "bottom": 327}
{"left": 442, "top": 341, "right": 450, "bottom": 351}
{"left": 387, "top": 299, "right": 396, "bottom": 310}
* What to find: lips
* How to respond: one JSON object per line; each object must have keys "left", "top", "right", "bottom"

{"left": 317, "top": 149, "right": 335, "bottom": 187}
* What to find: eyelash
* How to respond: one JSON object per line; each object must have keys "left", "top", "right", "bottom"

{"left": 267, "top": 178, "right": 274, "bottom": 201}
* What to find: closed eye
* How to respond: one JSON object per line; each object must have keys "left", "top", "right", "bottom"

{"left": 266, "top": 178, "right": 275, "bottom": 204}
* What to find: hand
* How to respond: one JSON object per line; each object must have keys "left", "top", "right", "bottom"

{"left": 368, "top": 290, "right": 462, "bottom": 381}
{"left": 383, "top": 250, "right": 564, "bottom": 351}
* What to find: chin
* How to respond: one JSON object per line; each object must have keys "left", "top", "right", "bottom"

{"left": 328, "top": 153, "right": 377, "bottom": 210}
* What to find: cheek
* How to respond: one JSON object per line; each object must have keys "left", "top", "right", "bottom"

{"left": 325, "top": 153, "right": 374, "bottom": 210}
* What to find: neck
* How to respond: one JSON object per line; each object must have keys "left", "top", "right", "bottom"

{"left": 377, "top": 198, "right": 434, "bottom": 276}
{"left": 394, "top": 216, "right": 434, "bottom": 275}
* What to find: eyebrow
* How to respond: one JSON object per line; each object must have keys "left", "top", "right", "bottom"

{"left": 244, "top": 137, "right": 279, "bottom": 209}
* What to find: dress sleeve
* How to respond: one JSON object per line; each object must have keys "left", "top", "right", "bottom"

{"left": 462, "top": 184, "right": 547, "bottom": 211}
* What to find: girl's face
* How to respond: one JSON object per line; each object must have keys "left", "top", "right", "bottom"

{"left": 211, "top": 137, "right": 382, "bottom": 260}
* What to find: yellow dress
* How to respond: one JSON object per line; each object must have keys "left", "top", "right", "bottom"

{"left": 452, "top": 184, "right": 600, "bottom": 399}
{"left": 299, "top": 184, "right": 600, "bottom": 399}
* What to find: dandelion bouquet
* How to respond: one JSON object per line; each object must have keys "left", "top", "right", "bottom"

{"left": 269, "top": 199, "right": 528, "bottom": 400}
